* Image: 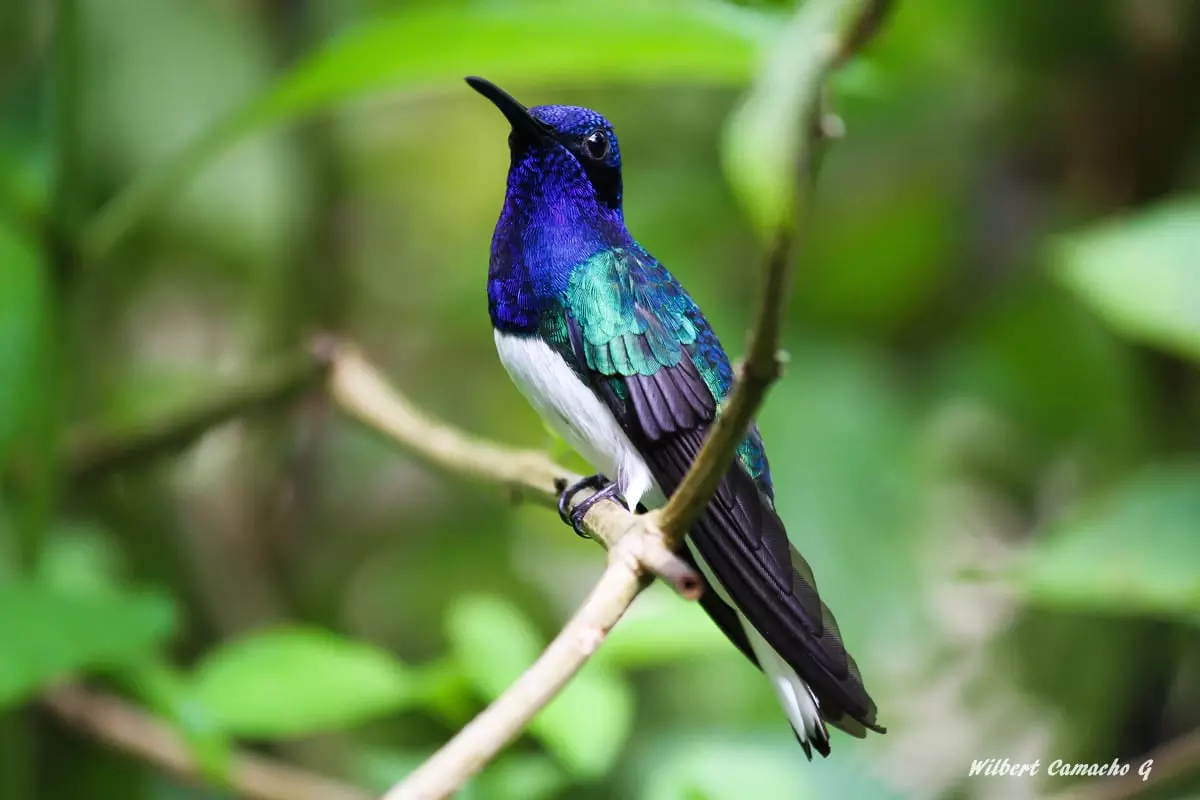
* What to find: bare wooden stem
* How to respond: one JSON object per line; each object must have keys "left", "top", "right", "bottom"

{"left": 382, "top": 541, "right": 647, "bottom": 800}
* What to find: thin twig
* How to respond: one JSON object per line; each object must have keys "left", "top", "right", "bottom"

{"left": 327, "top": 343, "right": 571, "bottom": 508}
{"left": 657, "top": 0, "right": 888, "bottom": 541}
{"left": 655, "top": 230, "right": 793, "bottom": 540}
{"left": 327, "top": 341, "right": 703, "bottom": 598}
{"left": 64, "top": 353, "right": 327, "bottom": 482}
{"left": 385, "top": 541, "right": 648, "bottom": 800}
{"left": 43, "top": 684, "right": 371, "bottom": 800}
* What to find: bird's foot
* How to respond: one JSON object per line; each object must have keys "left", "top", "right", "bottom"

{"left": 557, "top": 474, "right": 607, "bottom": 526}
{"left": 557, "top": 474, "right": 625, "bottom": 538}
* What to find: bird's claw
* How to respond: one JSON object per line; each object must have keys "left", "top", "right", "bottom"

{"left": 557, "top": 474, "right": 625, "bottom": 538}
{"left": 557, "top": 474, "right": 607, "bottom": 525}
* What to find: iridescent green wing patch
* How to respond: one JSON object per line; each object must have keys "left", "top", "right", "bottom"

{"left": 566, "top": 247, "right": 698, "bottom": 377}
{"left": 562, "top": 246, "right": 773, "bottom": 498}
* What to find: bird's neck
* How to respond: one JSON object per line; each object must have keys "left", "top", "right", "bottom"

{"left": 488, "top": 159, "right": 632, "bottom": 334}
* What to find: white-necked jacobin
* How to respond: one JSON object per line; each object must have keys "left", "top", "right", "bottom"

{"left": 467, "top": 76, "right": 885, "bottom": 757}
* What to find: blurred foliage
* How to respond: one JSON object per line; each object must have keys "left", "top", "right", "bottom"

{"left": 448, "top": 594, "right": 634, "bottom": 777}
{"left": 1054, "top": 199, "right": 1200, "bottom": 361}
{"left": 191, "top": 625, "right": 422, "bottom": 738}
{"left": 1020, "top": 465, "right": 1200, "bottom": 619}
{"left": 2, "top": 0, "right": 1200, "bottom": 799}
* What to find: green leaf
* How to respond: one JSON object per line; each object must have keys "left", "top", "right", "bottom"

{"left": 534, "top": 660, "right": 634, "bottom": 779}
{"left": 192, "top": 626, "right": 418, "bottom": 738}
{"left": 759, "top": 344, "right": 929, "bottom": 652}
{"left": 1019, "top": 465, "right": 1200, "bottom": 619}
{"left": 36, "top": 522, "right": 125, "bottom": 597}
{"left": 598, "top": 584, "right": 731, "bottom": 668}
{"left": 0, "top": 219, "right": 47, "bottom": 464}
{"left": 636, "top": 731, "right": 901, "bottom": 800}
{"left": 81, "top": 0, "right": 303, "bottom": 268}
{"left": 722, "top": 0, "right": 872, "bottom": 235}
{"left": 83, "top": 1, "right": 777, "bottom": 257}
{"left": 638, "top": 735, "right": 809, "bottom": 800}
{"left": 0, "top": 580, "right": 176, "bottom": 709}
{"left": 448, "top": 594, "right": 634, "bottom": 778}
{"left": 447, "top": 594, "right": 545, "bottom": 700}
{"left": 355, "top": 748, "right": 566, "bottom": 800}
{"left": 120, "top": 659, "right": 233, "bottom": 783}
{"left": 474, "top": 753, "right": 569, "bottom": 800}
{"left": 1054, "top": 198, "right": 1200, "bottom": 360}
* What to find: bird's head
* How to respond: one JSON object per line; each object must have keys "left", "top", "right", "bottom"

{"left": 467, "top": 76, "right": 624, "bottom": 217}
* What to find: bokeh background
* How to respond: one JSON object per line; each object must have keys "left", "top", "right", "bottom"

{"left": 1, "top": 1, "right": 1199, "bottom": 799}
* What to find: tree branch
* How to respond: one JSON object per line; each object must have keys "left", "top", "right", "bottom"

{"left": 326, "top": 343, "right": 572, "bottom": 509}
{"left": 64, "top": 353, "right": 328, "bottom": 483}
{"left": 326, "top": 341, "right": 704, "bottom": 597}
{"left": 655, "top": 230, "right": 793, "bottom": 540}
{"left": 384, "top": 541, "right": 647, "bottom": 800}
{"left": 43, "top": 684, "right": 371, "bottom": 800}
{"left": 658, "top": 0, "right": 890, "bottom": 541}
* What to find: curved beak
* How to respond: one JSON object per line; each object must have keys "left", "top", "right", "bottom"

{"left": 465, "top": 76, "right": 550, "bottom": 146}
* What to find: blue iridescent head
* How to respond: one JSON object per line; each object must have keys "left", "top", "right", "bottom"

{"left": 468, "top": 76, "right": 635, "bottom": 331}
{"left": 467, "top": 76, "right": 624, "bottom": 214}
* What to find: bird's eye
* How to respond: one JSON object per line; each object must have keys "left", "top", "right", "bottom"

{"left": 582, "top": 129, "right": 610, "bottom": 160}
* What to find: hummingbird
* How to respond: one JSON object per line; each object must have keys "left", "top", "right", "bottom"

{"left": 467, "top": 76, "right": 885, "bottom": 757}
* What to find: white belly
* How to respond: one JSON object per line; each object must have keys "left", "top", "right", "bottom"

{"left": 494, "top": 330, "right": 655, "bottom": 510}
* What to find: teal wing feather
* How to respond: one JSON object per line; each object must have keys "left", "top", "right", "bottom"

{"left": 550, "top": 246, "right": 882, "bottom": 740}
{"left": 560, "top": 246, "right": 773, "bottom": 496}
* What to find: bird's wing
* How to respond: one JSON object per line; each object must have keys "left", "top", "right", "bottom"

{"left": 554, "top": 246, "right": 883, "bottom": 734}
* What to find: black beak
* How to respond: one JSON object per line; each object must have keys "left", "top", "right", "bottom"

{"left": 465, "top": 76, "right": 550, "bottom": 146}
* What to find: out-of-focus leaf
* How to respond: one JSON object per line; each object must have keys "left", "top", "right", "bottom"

{"left": 758, "top": 344, "right": 929, "bottom": 653}
{"left": 447, "top": 594, "right": 634, "bottom": 778}
{"left": 80, "top": 0, "right": 303, "bottom": 267}
{"left": 1054, "top": 198, "right": 1200, "bottom": 360}
{"left": 250, "top": 2, "right": 772, "bottom": 128}
{"left": 447, "top": 594, "right": 544, "bottom": 701}
{"left": 352, "top": 748, "right": 428, "bottom": 794}
{"left": 637, "top": 735, "right": 807, "bottom": 800}
{"left": 84, "top": 1, "right": 778, "bottom": 256}
{"left": 192, "top": 626, "right": 417, "bottom": 737}
{"left": 355, "top": 748, "right": 566, "bottom": 800}
{"left": 0, "top": 218, "right": 46, "bottom": 463}
{"left": 636, "top": 731, "right": 900, "bottom": 800}
{"left": 408, "top": 659, "right": 475, "bottom": 727}
{"left": 36, "top": 525, "right": 232, "bottom": 775}
{"left": 0, "top": 580, "right": 175, "bottom": 708}
{"left": 0, "top": 141, "right": 47, "bottom": 229}
{"left": 36, "top": 522, "right": 124, "bottom": 597}
{"left": 933, "top": 281, "right": 1144, "bottom": 475}
{"left": 474, "top": 753, "right": 569, "bottom": 800}
{"left": 722, "top": 0, "right": 873, "bottom": 235}
{"left": 122, "top": 659, "right": 233, "bottom": 783}
{"left": 799, "top": 176, "right": 956, "bottom": 333}
{"left": 598, "top": 584, "right": 731, "bottom": 668}
{"left": 1019, "top": 465, "right": 1200, "bottom": 619}
{"left": 535, "top": 659, "right": 634, "bottom": 779}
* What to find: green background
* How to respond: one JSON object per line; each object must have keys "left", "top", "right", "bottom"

{"left": 1, "top": 0, "right": 1198, "bottom": 798}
